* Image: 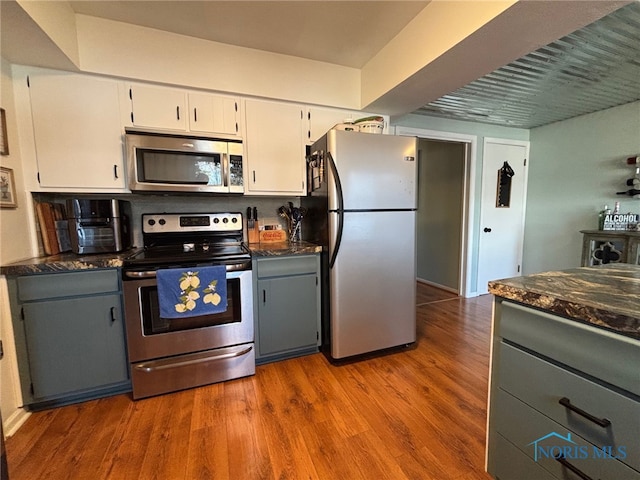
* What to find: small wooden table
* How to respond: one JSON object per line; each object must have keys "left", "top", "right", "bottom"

{"left": 580, "top": 229, "right": 640, "bottom": 266}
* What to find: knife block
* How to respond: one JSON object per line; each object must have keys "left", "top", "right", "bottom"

{"left": 248, "top": 224, "right": 260, "bottom": 244}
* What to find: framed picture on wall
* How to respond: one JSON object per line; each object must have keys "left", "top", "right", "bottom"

{"left": 0, "top": 166, "right": 18, "bottom": 208}
{"left": 0, "top": 108, "right": 8, "bottom": 156}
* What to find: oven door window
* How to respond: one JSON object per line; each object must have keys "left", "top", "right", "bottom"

{"left": 140, "top": 278, "right": 241, "bottom": 334}
{"left": 136, "top": 149, "right": 224, "bottom": 187}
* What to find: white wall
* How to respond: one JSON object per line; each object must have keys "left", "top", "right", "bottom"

{"left": 0, "top": 57, "right": 32, "bottom": 436}
{"left": 75, "top": 15, "right": 361, "bottom": 110}
{"left": 0, "top": 59, "right": 32, "bottom": 264}
{"left": 523, "top": 101, "right": 640, "bottom": 274}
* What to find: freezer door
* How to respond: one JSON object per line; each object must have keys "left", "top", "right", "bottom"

{"left": 329, "top": 210, "right": 416, "bottom": 359}
{"left": 327, "top": 130, "right": 417, "bottom": 211}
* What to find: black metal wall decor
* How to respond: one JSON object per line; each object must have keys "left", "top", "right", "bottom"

{"left": 496, "top": 161, "right": 515, "bottom": 208}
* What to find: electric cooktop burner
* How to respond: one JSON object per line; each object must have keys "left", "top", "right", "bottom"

{"left": 124, "top": 212, "right": 251, "bottom": 268}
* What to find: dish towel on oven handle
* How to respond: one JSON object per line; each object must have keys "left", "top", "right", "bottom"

{"left": 156, "top": 265, "right": 228, "bottom": 319}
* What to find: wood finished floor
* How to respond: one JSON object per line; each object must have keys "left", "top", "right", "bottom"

{"left": 5, "top": 284, "right": 493, "bottom": 480}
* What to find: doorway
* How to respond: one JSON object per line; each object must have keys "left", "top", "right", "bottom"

{"left": 396, "top": 126, "right": 476, "bottom": 297}
{"left": 417, "top": 139, "right": 467, "bottom": 293}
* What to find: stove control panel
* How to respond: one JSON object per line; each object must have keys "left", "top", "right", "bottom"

{"left": 142, "top": 213, "right": 243, "bottom": 234}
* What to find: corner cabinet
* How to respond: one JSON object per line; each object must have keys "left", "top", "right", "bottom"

{"left": 7, "top": 269, "right": 130, "bottom": 409}
{"left": 25, "top": 69, "right": 126, "bottom": 190}
{"left": 580, "top": 230, "right": 640, "bottom": 266}
{"left": 487, "top": 299, "right": 640, "bottom": 480}
{"left": 253, "top": 255, "right": 321, "bottom": 364}
{"left": 244, "top": 99, "right": 307, "bottom": 196}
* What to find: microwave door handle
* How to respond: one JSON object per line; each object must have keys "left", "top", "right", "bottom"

{"left": 222, "top": 152, "right": 229, "bottom": 188}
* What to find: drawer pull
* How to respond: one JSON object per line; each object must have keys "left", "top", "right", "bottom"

{"left": 555, "top": 455, "right": 595, "bottom": 480}
{"left": 559, "top": 397, "right": 611, "bottom": 428}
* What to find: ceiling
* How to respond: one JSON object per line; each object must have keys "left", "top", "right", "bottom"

{"left": 4, "top": 1, "right": 639, "bottom": 129}
{"left": 68, "top": 1, "right": 429, "bottom": 69}
{"left": 414, "top": 1, "right": 640, "bottom": 128}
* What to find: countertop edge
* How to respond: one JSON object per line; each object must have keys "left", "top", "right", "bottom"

{"left": 489, "top": 265, "right": 640, "bottom": 339}
{"left": 1, "top": 242, "right": 323, "bottom": 276}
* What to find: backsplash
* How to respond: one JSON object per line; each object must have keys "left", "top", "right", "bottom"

{"left": 33, "top": 193, "right": 299, "bottom": 248}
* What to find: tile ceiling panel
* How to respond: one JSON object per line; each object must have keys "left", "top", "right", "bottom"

{"left": 413, "top": 2, "right": 640, "bottom": 128}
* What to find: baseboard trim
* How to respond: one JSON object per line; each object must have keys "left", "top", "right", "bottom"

{"left": 416, "top": 278, "right": 458, "bottom": 294}
{"left": 3, "top": 408, "right": 30, "bottom": 437}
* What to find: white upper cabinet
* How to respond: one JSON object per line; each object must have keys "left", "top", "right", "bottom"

{"left": 244, "top": 99, "right": 306, "bottom": 196}
{"left": 128, "top": 84, "right": 188, "bottom": 131}
{"left": 27, "top": 71, "right": 126, "bottom": 190}
{"left": 188, "top": 93, "right": 241, "bottom": 136}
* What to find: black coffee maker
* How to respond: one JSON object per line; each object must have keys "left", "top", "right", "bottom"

{"left": 66, "top": 199, "right": 131, "bottom": 254}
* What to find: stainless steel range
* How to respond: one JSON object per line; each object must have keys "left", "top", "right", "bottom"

{"left": 122, "top": 212, "right": 254, "bottom": 399}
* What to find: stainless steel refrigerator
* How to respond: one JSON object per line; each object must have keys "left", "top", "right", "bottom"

{"left": 302, "top": 129, "right": 418, "bottom": 360}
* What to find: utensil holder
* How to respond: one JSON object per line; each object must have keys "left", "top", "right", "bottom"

{"left": 289, "top": 219, "right": 301, "bottom": 242}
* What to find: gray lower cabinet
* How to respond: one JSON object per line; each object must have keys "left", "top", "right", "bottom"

{"left": 487, "top": 299, "right": 640, "bottom": 480}
{"left": 8, "top": 269, "right": 130, "bottom": 409}
{"left": 253, "top": 254, "right": 321, "bottom": 364}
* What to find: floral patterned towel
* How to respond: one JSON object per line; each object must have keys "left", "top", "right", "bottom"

{"left": 157, "top": 266, "right": 228, "bottom": 319}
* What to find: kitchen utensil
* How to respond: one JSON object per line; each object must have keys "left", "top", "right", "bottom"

{"left": 246, "top": 207, "right": 253, "bottom": 229}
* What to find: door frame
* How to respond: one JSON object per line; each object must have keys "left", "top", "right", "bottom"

{"left": 477, "top": 137, "right": 530, "bottom": 294}
{"left": 395, "top": 126, "right": 477, "bottom": 297}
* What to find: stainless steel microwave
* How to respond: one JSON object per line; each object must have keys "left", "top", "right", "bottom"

{"left": 125, "top": 130, "right": 244, "bottom": 194}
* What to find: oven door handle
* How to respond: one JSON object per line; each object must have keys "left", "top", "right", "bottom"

{"left": 125, "top": 270, "right": 158, "bottom": 279}
{"left": 133, "top": 345, "right": 253, "bottom": 372}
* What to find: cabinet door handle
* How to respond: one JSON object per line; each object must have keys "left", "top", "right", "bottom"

{"left": 176, "top": 106, "right": 180, "bottom": 120}
{"left": 559, "top": 397, "right": 611, "bottom": 428}
{"left": 193, "top": 107, "right": 197, "bottom": 122}
{"left": 113, "top": 164, "right": 119, "bottom": 179}
{"left": 555, "top": 456, "right": 594, "bottom": 480}
{"left": 110, "top": 306, "right": 117, "bottom": 323}
{"left": 262, "top": 290, "right": 266, "bottom": 303}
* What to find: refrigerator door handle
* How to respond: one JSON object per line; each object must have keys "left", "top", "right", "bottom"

{"left": 327, "top": 152, "right": 344, "bottom": 268}
{"left": 329, "top": 210, "right": 344, "bottom": 269}
{"left": 327, "top": 152, "right": 344, "bottom": 212}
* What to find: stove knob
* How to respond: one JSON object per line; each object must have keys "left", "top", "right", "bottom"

{"left": 231, "top": 217, "right": 238, "bottom": 223}
{"left": 213, "top": 218, "right": 220, "bottom": 224}
{"left": 222, "top": 217, "right": 229, "bottom": 223}
{"left": 159, "top": 218, "right": 166, "bottom": 225}
{"left": 148, "top": 219, "right": 156, "bottom": 226}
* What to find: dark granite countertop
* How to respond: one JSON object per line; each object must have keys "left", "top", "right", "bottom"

{"left": 249, "top": 241, "right": 323, "bottom": 257}
{"left": 1, "top": 242, "right": 322, "bottom": 276}
{"left": 488, "top": 264, "right": 640, "bottom": 339}
{"left": 0, "top": 250, "right": 136, "bottom": 276}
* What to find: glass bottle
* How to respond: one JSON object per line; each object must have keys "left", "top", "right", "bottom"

{"left": 598, "top": 205, "right": 609, "bottom": 230}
